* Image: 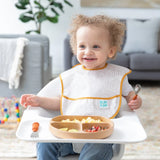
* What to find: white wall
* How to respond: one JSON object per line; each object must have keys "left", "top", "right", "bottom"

{"left": 1, "top": 0, "right": 160, "bottom": 76}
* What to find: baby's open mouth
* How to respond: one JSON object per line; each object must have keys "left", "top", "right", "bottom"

{"left": 83, "top": 58, "right": 97, "bottom": 61}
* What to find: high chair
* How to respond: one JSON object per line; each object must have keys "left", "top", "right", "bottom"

{"left": 16, "top": 34, "right": 147, "bottom": 159}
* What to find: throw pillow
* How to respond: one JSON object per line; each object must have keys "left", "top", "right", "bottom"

{"left": 122, "top": 19, "right": 160, "bottom": 54}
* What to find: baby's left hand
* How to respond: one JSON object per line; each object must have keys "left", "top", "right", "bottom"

{"left": 128, "top": 95, "right": 142, "bottom": 110}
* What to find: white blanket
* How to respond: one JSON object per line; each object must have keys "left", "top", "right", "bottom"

{"left": 0, "top": 37, "right": 29, "bottom": 89}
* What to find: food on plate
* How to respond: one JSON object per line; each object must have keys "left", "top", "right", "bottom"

{"left": 84, "top": 125, "right": 108, "bottom": 132}
{"left": 61, "top": 117, "right": 102, "bottom": 123}
{"left": 61, "top": 119, "right": 80, "bottom": 123}
{"left": 59, "top": 128, "right": 68, "bottom": 131}
{"left": 59, "top": 128, "right": 78, "bottom": 132}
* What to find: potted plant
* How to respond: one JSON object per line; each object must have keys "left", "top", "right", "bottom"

{"left": 15, "top": 0, "right": 73, "bottom": 34}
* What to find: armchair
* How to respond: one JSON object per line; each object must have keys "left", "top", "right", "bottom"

{"left": 0, "top": 34, "right": 52, "bottom": 97}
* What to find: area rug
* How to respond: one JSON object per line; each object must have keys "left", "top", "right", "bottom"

{"left": 0, "top": 128, "right": 36, "bottom": 157}
{"left": 0, "top": 81, "right": 160, "bottom": 159}
{"left": 0, "top": 98, "right": 36, "bottom": 158}
{"left": 122, "top": 81, "right": 160, "bottom": 160}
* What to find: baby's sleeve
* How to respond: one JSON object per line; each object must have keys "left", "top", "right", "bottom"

{"left": 37, "top": 77, "right": 61, "bottom": 97}
{"left": 122, "top": 76, "right": 133, "bottom": 96}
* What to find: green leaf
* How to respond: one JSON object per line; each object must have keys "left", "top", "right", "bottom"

{"left": 63, "top": 0, "right": 73, "bottom": 7}
{"left": 18, "top": 0, "right": 30, "bottom": 5}
{"left": 51, "top": 8, "right": 59, "bottom": 16}
{"left": 37, "top": 16, "right": 47, "bottom": 23}
{"left": 48, "top": 0, "right": 55, "bottom": 5}
{"left": 21, "top": 10, "right": 33, "bottom": 15}
{"left": 25, "top": 10, "right": 33, "bottom": 14}
{"left": 46, "top": 15, "right": 58, "bottom": 23}
{"left": 15, "top": 3, "right": 27, "bottom": 9}
{"left": 34, "top": 0, "right": 45, "bottom": 10}
{"left": 51, "top": 2, "right": 64, "bottom": 12}
{"left": 15, "top": 0, "right": 30, "bottom": 9}
{"left": 35, "top": 11, "right": 47, "bottom": 23}
{"left": 19, "top": 14, "right": 34, "bottom": 22}
{"left": 26, "top": 30, "right": 40, "bottom": 34}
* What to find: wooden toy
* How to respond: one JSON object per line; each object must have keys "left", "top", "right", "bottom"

{"left": 0, "top": 96, "right": 21, "bottom": 129}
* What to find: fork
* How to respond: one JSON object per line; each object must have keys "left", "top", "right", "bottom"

{"left": 30, "top": 122, "right": 39, "bottom": 138}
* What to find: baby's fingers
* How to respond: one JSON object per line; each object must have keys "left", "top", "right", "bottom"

{"left": 26, "top": 96, "right": 39, "bottom": 106}
{"left": 128, "top": 102, "right": 137, "bottom": 110}
{"left": 129, "top": 104, "right": 139, "bottom": 110}
{"left": 128, "top": 98, "right": 142, "bottom": 110}
{"left": 20, "top": 95, "right": 25, "bottom": 105}
{"left": 20, "top": 94, "right": 33, "bottom": 107}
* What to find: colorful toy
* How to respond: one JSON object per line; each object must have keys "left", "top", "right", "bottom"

{"left": 0, "top": 96, "right": 21, "bottom": 125}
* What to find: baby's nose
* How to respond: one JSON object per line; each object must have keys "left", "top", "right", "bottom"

{"left": 85, "top": 48, "right": 93, "bottom": 55}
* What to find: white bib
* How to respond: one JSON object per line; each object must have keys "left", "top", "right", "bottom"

{"left": 59, "top": 63, "right": 131, "bottom": 118}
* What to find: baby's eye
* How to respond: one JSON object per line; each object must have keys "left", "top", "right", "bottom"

{"left": 79, "top": 45, "right": 85, "bottom": 49}
{"left": 93, "top": 45, "right": 100, "bottom": 48}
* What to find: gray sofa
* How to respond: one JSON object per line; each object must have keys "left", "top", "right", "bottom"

{"left": 0, "top": 34, "right": 52, "bottom": 97}
{"left": 108, "top": 53, "right": 160, "bottom": 81}
{"left": 63, "top": 27, "right": 160, "bottom": 81}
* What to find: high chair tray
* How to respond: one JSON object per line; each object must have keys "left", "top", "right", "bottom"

{"left": 16, "top": 106, "right": 147, "bottom": 144}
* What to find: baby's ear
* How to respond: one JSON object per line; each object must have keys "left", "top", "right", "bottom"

{"left": 108, "top": 46, "right": 117, "bottom": 59}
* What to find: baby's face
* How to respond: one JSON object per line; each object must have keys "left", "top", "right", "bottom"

{"left": 76, "top": 26, "right": 115, "bottom": 70}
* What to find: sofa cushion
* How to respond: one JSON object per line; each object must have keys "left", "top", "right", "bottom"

{"left": 130, "top": 53, "right": 160, "bottom": 70}
{"left": 122, "top": 19, "right": 160, "bottom": 54}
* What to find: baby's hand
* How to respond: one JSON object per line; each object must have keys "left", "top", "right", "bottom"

{"left": 20, "top": 94, "right": 40, "bottom": 108}
{"left": 128, "top": 95, "right": 142, "bottom": 110}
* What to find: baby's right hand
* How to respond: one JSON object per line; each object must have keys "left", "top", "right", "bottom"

{"left": 20, "top": 94, "right": 40, "bottom": 108}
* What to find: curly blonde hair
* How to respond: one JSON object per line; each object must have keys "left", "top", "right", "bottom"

{"left": 69, "top": 14, "right": 125, "bottom": 58}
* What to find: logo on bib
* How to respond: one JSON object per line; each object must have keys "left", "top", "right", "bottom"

{"left": 99, "top": 100, "right": 108, "bottom": 108}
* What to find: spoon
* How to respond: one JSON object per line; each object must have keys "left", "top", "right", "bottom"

{"left": 132, "top": 84, "right": 141, "bottom": 100}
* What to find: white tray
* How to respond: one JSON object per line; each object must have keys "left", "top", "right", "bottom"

{"left": 16, "top": 106, "right": 147, "bottom": 144}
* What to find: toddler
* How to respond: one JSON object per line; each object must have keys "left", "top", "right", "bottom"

{"left": 21, "top": 14, "right": 142, "bottom": 160}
